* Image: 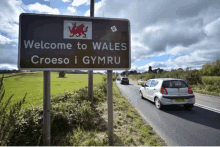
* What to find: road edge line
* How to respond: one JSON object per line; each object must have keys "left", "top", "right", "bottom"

{"left": 195, "top": 103, "right": 220, "bottom": 113}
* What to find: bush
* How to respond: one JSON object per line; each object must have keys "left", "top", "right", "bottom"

{"left": 59, "top": 71, "right": 65, "bottom": 77}
{"left": 201, "top": 60, "right": 220, "bottom": 76}
{"left": 6, "top": 79, "right": 108, "bottom": 145}
{"left": 0, "top": 75, "right": 27, "bottom": 146}
{"left": 184, "top": 70, "right": 202, "bottom": 85}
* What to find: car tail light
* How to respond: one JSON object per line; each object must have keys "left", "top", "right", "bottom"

{"left": 160, "top": 87, "right": 168, "bottom": 94}
{"left": 188, "top": 87, "right": 193, "bottom": 94}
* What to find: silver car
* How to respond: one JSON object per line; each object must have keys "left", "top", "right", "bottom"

{"left": 139, "top": 78, "right": 195, "bottom": 110}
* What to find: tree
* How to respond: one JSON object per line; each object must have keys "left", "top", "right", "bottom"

{"left": 59, "top": 71, "right": 65, "bottom": 77}
{"left": 178, "top": 68, "right": 184, "bottom": 72}
{"left": 149, "top": 66, "right": 152, "bottom": 73}
{"left": 185, "top": 67, "right": 190, "bottom": 71}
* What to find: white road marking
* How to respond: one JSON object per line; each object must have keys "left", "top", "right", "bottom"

{"left": 194, "top": 103, "right": 220, "bottom": 114}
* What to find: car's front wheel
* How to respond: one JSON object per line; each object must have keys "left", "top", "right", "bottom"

{"left": 155, "top": 97, "right": 163, "bottom": 110}
{"left": 139, "top": 91, "right": 143, "bottom": 99}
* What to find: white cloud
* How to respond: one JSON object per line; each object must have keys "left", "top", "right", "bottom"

{"left": 138, "top": 47, "right": 220, "bottom": 72}
{"left": 84, "top": 0, "right": 106, "bottom": 17}
{"left": 167, "top": 49, "right": 220, "bottom": 68}
{"left": 84, "top": 10, "right": 90, "bottom": 17}
{"left": 67, "top": 6, "right": 76, "bottom": 13}
{"left": 0, "top": 35, "right": 12, "bottom": 45}
{"left": 0, "top": 0, "right": 25, "bottom": 38}
{"left": 130, "top": 63, "right": 139, "bottom": 71}
{"left": 72, "top": 0, "right": 90, "bottom": 7}
{"left": 0, "top": 64, "right": 18, "bottom": 70}
{"left": 204, "top": 17, "right": 220, "bottom": 38}
{"left": 62, "top": 0, "right": 71, "bottom": 2}
{"left": 62, "top": 6, "right": 78, "bottom": 15}
{"left": 163, "top": 45, "right": 191, "bottom": 56}
{"left": 26, "top": 2, "right": 60, "bottom": 14}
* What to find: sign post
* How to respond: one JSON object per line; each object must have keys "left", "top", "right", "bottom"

{"left": 107, "top": 70, "right": 113, "bottom": 145}
{"left": 18, "top": 13, "right": 130, "bottom": 146}
{"left": 89, "top": 0, "right": 94, "bottom": 101}
{"left": 43, "top": 71, "right": 50, "bottom": 146}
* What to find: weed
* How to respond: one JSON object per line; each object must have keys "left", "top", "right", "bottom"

{"left": 0, "top": 75, "right": 27, "bottom": 146}
{"left": 129, "top": 126, "right": 135, "bottom": 132}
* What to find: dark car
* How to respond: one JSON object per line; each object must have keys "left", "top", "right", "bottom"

{"left": 121, "top": 77, "right": 129, "bottom": 85}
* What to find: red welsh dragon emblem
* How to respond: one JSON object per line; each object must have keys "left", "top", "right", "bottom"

{"left": 68, "top": 23, "right": 88, "bottom": 38}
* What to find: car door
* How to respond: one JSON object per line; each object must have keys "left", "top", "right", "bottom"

{"left": 148, "top": 80, "right": 157, "bottom": 101}
{"left": 143, "top": 80, "right": 151, "bottom": 99}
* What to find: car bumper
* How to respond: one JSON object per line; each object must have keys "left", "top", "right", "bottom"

{"left": 121, "top": 82, "right": 129, "bottom": 84}
{"left": 159, "top": 95, "right": 195, "bottom": 105}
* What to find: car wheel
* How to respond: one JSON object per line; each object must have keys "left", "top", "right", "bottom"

{"left": 184, "top": 104, "right": 193, "bottom": 111}
{"left": 139, "top": 91, "right": 143, "bottom": 99}
{"left": 155, "top": 97, "right": 163, "bottom": 110}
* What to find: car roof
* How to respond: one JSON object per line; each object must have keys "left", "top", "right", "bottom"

{"left": 150, "top": 78, "right": 185, "bottom": 81}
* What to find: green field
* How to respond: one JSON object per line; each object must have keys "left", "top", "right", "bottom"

{"left": 1, "top": 72, "right": 103, "bottom": 109}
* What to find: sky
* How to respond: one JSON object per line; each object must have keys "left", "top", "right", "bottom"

{"left": 1, "top": 0, "right": 220, "bottom": 73}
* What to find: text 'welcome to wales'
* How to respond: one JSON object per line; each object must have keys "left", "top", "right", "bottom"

{"left": 23, "top": 40, "right": 128, "bottom": 65}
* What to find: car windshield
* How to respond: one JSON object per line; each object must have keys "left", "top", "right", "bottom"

{"left": 122, "top": 78, "right": 128, "bottom": 80}
{"left": 162, "top": 80, "right": 188, "bottom": 88}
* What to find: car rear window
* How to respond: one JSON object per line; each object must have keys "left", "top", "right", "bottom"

{"left": 162, "top": 80, "right": 188, "bottom": 88}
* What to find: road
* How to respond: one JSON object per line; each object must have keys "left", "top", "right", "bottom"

{"left": 116, "top": 79, "right": 220, "bottom": 146}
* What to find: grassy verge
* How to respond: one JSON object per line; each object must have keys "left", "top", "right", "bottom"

{"left": 1, "top": 72, "right": 103, "bottom": 109}
{"left": 181, "top": 76, "right": 220, "bottom": 96}
{"left": 1, "top": 75, "right": 165, "bottom": 146}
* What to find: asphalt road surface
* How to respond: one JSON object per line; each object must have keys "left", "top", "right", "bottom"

{"left": 116, "top": 79, "right": 220, "bottom": 146}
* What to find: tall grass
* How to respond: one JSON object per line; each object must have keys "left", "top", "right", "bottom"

{"left": 0, "top": 75, "right": 27, "bottom": 145}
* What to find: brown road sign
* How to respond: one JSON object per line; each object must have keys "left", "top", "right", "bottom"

{"left": 18, "top": 13, "right": 130, "bottom": 70}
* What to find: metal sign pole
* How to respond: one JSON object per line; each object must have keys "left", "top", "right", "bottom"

{"left": 107, "top": 70, "right": 113, "bottom": 145}
{"left": 88, "top": 70, "right": 93, "bottom": 100}
{"left": 88, "top": 0, "right": 94, "bottom": 101}
{"left": 43, "top": 71, "right": 51, "bottom": 146}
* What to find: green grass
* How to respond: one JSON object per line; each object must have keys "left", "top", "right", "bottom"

{"left": 190, "top": 76, "right": 220, "bottom": 96}
{"left": 202, "top": 76, "right": 220, "bottom": 78}
{"left": 1, "top": 72, "right": 102, "bottom": 109}
{"left": 1, "top": 74, "right": 166, "bottom": 146}
{"left": 202, "top": 76, "right": 220, "bottom": 83}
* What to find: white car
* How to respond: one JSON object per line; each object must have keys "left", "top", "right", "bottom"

{"left": 139, "top": 78, "right": 195, "bottom": 110}
{"left": 116, "top": 77, "right": 121, "bottom": 81}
